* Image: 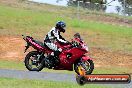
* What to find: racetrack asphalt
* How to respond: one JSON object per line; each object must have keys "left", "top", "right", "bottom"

{"left": 0, "top": 69, "right": 131, "bottom": 88}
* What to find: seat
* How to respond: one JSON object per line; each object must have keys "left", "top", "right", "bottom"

{"left": 33, "top": 40, "right": 45, "bottom": 48}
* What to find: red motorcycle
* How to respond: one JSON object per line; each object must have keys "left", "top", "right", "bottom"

{"left": 22, "top": 33, "right": 94, "bottom": 75}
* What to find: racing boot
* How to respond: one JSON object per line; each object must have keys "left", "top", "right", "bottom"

{"left": 45, "top": 55, "right": 54, "bottom": 69}
{"left": 53, "top": 49, "right": 62, "bottom": 65}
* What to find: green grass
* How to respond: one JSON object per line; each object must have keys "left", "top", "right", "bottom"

{"left": 93, "top": 66, "right": 132, "bottom": 74}
{"left": 0, "top": 77, "right": 111, "bottom": 88}
{"left": 0, "top": 4, "right": 131, "bottom": 34}
{"left": 0, "top": 60, "right": 73, "bottom": 74}
{"left": 0, "top": 60, "right": 131, "bottom": 74}
{"left": 0, "top": 60, "right": 25, "bottom": 70}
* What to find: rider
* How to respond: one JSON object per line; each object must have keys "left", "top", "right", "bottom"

{"left": 44, "top": 21, "right": 69, "bottom": 68}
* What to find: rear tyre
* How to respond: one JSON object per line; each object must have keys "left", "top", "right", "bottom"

{"left": 25, "top": 51, "right": 44, "bottom": 71}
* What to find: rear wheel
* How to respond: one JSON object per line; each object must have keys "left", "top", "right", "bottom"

{"left": 75, "top": 59, "right": 94, "bottom": 75}
{"left": 25, "top": 51, "right": 44, "bottom": 71}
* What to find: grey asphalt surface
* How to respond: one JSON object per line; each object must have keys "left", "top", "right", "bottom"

{"left": 0, "top": 69, "right": 131, "bottom": 88}
{"left": 0, "top": 69, "right": 76, "bottom": 82}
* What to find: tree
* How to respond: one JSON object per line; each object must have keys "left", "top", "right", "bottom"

{"left": 67, "top": 0, "right": 106, "bottom": 4}
{"left": 67, "top": 0, "right": 107, "bottom": 11}
{"left": 118, "top": 0, "right": 132, "bottom": 16}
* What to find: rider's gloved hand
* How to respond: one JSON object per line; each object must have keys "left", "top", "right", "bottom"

{"left": 66, "top": 41, "right": 71, "bottom": 44}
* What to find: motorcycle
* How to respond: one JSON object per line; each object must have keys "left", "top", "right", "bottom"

{"left": 22, "top": 33, "right": 94, "bottom": 75}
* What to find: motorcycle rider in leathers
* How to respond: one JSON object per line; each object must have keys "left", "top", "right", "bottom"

{"left": 44, "top": 21, "right": 69, "bottom": 68}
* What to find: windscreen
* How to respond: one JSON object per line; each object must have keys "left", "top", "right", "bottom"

{"left": 74, "top": 33, "right": 83, "bottom": 41}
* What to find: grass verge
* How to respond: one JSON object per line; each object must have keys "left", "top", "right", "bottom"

{"left": 0, "top": 77, "right": 111, "bottom": 88}
{"left": 0, "top": 60, "right": 131, "bottom": 74}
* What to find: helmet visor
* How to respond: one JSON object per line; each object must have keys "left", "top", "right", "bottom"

{"left": 62, "top": 27, "right": 66, "bottom": 33}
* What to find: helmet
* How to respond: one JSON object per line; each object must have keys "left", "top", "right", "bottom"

{"left": 56, "top": 21, "right": 66, "bottom": 33}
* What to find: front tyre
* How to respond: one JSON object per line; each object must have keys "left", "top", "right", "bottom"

{"left": 75, "top": 59, "right": 94, "bottom": 75}
{"left": 76, "top": 75, "right": 86, "bottom": 85}
{"left": 25, "top": 51, "right": 44, "bottom": 71}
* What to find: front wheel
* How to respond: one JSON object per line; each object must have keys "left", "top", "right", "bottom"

{"left": 75, "top": 59, "right": 94, "bottom": 75}
{"left": 24, "top": 51, "right": 44, "bottom": 71}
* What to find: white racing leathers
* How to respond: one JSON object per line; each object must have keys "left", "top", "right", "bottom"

{"left": 44, "top": 27, "right": 67, "bottom": 53}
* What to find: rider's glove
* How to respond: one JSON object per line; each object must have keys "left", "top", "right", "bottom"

{"left": 66, "top": 41, "right": 71, "bottom": 44}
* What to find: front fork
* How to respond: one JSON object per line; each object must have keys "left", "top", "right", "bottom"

{"left": 75, "top": 55, "right": 92, "bottom": 75}
{"left": 78, "top": 65, "right": 86, "bottom": 76}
